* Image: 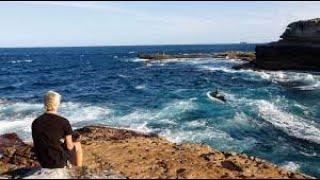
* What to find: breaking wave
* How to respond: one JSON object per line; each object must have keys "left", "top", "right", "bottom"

{"left": 0, "top": 101, "right": 113, "bottom": 140}
{"left": 255, "top": 71, "right": 320, "bottom": 90}
{"left": 256, "top": 100, "right": 320, "bottom": 144}
{"left": 281, "top": 162, "right": 301, "bottom": 172}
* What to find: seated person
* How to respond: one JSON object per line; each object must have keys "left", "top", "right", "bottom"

{"left": 32, "top": 91, "right": 83, "bottom": 169}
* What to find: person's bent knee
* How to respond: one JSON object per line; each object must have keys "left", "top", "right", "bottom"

{"left": 74, "top": 142, "right": 82, "bottom": 152}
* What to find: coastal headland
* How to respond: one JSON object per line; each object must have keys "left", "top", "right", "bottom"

{"left": 138, "top": 18, "right": 320, "bottom": 72}
{"left": 240, "top": 18, "right": 320, "bottom": 71}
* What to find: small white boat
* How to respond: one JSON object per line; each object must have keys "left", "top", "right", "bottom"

{"left": 207, "top": 91, "right": 226, "bottom": 104}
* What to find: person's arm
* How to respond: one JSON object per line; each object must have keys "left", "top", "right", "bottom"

{"left": 65, "top": 132, "right": 82, "bottom": 151}
{"left": 65, "top": 135, "right": 75, "bottom": 151}
{"left": 64, "top": 119, "right": 75, "bottom": 151}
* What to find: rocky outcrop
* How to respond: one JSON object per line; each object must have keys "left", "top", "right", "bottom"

{"left": 252, "top": 18, "right": 320, "bottom": 71}
{"left": 138, "top": 51, "right": 255, "bottom": 62}
{"left": 214, "top": 51, "right": 255, "bottom": 62}
{"left": 0, "top": 126, "right": 311, "bottom": 179}
{"left": 0, "top": 133, "right": 39, "bottom": 179}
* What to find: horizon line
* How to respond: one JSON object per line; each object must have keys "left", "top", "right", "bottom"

{"left": 0, "top": 42, "right": 268, "bottom": 49}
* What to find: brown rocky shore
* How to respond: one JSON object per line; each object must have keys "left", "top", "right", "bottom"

{"left": 0, "top": 126, "right": 312, "bottom": 179}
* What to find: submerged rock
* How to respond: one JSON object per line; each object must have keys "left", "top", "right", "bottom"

{"left": 252, "top": 18, "right": 320, "bottom": 71}
{"left": 0, "top": 126, "right": 312, "bottom": 179}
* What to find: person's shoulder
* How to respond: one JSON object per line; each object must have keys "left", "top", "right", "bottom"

{"left": 32, "top": 114, "right": 46, "bottom": 126}
{"left": 49, "top": 113, "right": 68, "bottom": 121}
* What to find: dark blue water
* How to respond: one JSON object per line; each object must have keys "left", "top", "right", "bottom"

{"left": 0, "top": 44, "right": 319, "bottom": 177}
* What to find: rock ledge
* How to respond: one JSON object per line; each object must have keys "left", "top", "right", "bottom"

{"left": 0, "top": 126, "right": 312, "bottom": 179}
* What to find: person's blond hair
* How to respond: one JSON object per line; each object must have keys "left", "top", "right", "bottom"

{"left": 44, "top": 91, "right": 61, "bottom": 112}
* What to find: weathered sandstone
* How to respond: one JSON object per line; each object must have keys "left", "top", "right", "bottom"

{"left": 0, "top": 126, "right": 311, "bottom": 179}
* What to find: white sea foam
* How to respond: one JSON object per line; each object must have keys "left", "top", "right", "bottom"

{"left": 198, "top": 63, "right": 253, "bottom": 74}
{"left": 0, "top": 101, "right": 112, "bottom": 140}
{"left": 114, "top": 109, "right": 153, "bottom": 133}
{"left": 117, "top": 74, "right": 129, "bottom": 78}
{"left": 154, "top": 99, "right": 197, "bottom": 120}
{"left": 233, "top": 112, "right": 251, "bottom": 126}
{"left": 255, "top": 71, "right": 320, "bottom": 90}
{"left": 60, "top": 102, "right": 112, "bottom": 123}
{"left": 299, "top": 151, "right": 318, "bottom": 157}
{"left": 10, "top": 59, "right": 33, "bottom": 64}
{"left": 198, "top": 61, "right": 320, "bottom": 91}
{"left": 223, "top": 92, "right": 320, "bottom": 144}
{"left": 131, "top": 58, "right": 148, "bottom": 62}
{"left": 159, "top": 125, "right": 257, "bottom": 152}
{"left": 134, "top": 84, "right": 146, "bottom": 90}
{"left": 186, "top": 120, "right": 207, "bottom": 128}
{"left": 281, "top": 162, "right": 300, "bottom": 172}
{"left": 160, "top": 127, "right": 233, "bottom": 144}
{"left": 200, "top": 65, "right": 237, "bottom": 73}
{"left": 114, "top": 99, "right": 196, "bottom": 130}
{"left": 256, "top": 100, "right": 320, "bottom": 144}
{"left": 157, "top": 118, "right": 178, "bottom": 126}
{"left": 0, "top": 98, "right": 197, "bottom": 140}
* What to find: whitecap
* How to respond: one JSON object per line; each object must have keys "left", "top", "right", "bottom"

{"left": 256, "top": 100, "right": 320, "bottom": 144}
{"left": 157, "top": 118, "right": 177, "bottom": 126}
{"left": 10, "top": 59, "right": 33, "bottom": 64}
{"left": 134, "top": 84, "right": 146, "bottom": 90}
{"left": 154, "top": 99, "right": 197, "bottom": 119}
{"left": 199, "top": 65, "right": 236, "bottom": 73}
{"left": 185, "top": 120, "right": 207, "bottom": 128}
{"left": 254, "top": 71, "right": 320, "bottom": 90}
{"left": 117, "top": 74, "right": 129, "bottom": 78}
{"left": 60, "top": 102, "right": 113, "bottom": 123}
{"left": 105, "top": 99, "right": 197, "bottom": 135}
{"left": 299, "top": 151, "right": 318, "bottom": 157}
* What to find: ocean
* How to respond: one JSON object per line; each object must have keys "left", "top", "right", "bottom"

{"left": 0, "top": 44, "right": 319, "bottom": 177}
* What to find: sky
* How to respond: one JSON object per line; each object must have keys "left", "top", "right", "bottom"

{"left": 0, "top": 1, "right": 319, "bottom": 47}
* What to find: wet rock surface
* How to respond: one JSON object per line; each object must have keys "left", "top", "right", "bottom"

{"left": 0, "top": 126, "right": 311, "bottom": 179}
{"left": 137, "top": 51, "right": 255, "bottom": 62}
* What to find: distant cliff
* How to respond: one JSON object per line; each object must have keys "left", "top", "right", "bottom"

{"left": 253, "top": 18, "right": 320, "bottom": 71}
